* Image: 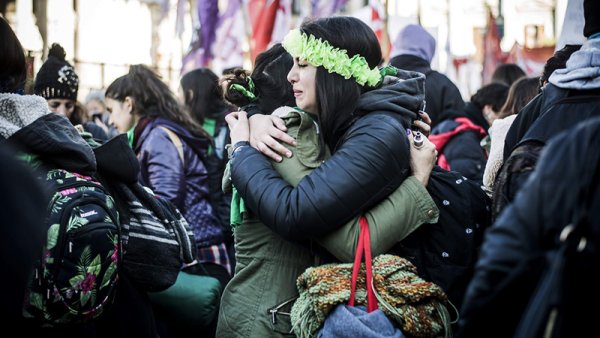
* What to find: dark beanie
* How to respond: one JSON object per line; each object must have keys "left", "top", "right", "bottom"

{"left": 584, "top": 0, "right": 600, "bottom": 37}
{"left": 34, "top": 43, "right": 79, "bottom": 100}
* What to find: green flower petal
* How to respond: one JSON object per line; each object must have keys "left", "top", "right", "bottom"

{"left": 281, "top": 28, "right": 382, "bottom": 87}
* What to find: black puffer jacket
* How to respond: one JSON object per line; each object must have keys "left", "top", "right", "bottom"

{"left": 230, "top": 70, "right": 425, "bottom": 240}
{"left": 458, "top": 116, "right": 600, "bottom": 338}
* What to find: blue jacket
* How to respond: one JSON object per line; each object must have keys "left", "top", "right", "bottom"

{"left": 135, "top": 117, "right": 223, "bottom": 247}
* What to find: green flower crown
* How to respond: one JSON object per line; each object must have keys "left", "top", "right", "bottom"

{"left": 282, "top": 29, "right": 382, "bottom": 87}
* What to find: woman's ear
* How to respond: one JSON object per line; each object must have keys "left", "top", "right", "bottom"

{"left": 124, "top": 96, "right": 134, "bottom": 114}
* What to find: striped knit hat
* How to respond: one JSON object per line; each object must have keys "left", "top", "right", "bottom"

{"left": 34, "top": 43, "right": 79, "bottom": 100}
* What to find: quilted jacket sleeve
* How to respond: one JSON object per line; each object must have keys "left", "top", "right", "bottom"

{"left": 230, "top": 112, "right": 411, "bottom": 240}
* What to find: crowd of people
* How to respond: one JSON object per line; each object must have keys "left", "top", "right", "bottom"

{"left": 1, "top": 0, "right": 599, "bottom": 336}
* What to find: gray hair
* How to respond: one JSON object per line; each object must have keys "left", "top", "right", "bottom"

{"left": 85, "top": 88, "right": 105, "bottom": 104}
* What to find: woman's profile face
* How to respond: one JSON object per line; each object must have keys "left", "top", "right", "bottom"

{"left": 47, "top": 98, "right": 75, "bottom": 118}
{"left": 287, "top": 57, "right": 317, "bottom": 114}
{"left": 106, "top": 97, "right": 135, "bottom": 133}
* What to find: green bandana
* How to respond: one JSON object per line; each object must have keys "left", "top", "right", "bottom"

{"left": 229, "top": 187, "right": 246, "bottom": 228}
{"left": 282, "top": 29, "right": 382, "bottom": 87}
{"left": 229, "top": 77, "right": 257, "bottom": 102}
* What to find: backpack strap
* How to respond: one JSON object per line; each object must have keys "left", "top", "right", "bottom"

{"left": 159, "top": 126, "right": 184, "bottom": 164}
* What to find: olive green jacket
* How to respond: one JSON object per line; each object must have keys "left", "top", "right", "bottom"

{"left": 216, "top": 107, "right": 438, "bottom": 337}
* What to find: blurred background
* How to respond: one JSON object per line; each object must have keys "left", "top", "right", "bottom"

{"left": 0, "top": 0, "right": 584, "bottom": 101}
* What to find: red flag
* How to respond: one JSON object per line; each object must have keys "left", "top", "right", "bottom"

{"left": 248, "top": 0, "right": 280, "bottom": 62}
{"left": 370, "top": 1, "right": 390, "bottom": 60}
{"left": 482, "top": 9, "right": 508, "bottom": 84}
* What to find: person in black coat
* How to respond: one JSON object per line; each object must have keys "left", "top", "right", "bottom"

{"left": 1, "top": 17, "right": 156, "bottom": 337}
{"left": 0, "top": 145, "right": 47, "bottom": 327}
{"left": 389, "top": 24, "right": 465, "bottom": 127}
{"left": 458, "top": 116, "right": 600, "bottom": 338}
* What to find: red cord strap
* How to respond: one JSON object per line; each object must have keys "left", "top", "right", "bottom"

{"left": 348, "top": 216, "right": 378, "bottom": 312}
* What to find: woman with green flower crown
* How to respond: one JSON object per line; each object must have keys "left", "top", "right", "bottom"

{"left": 227, "top": 17, "right": 428, "bottom": 248}
{"left": 216, "top": 43, "right": 440, "bottom": 337}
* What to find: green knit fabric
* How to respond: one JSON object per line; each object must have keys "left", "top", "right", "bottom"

{"left": 291, "top": 254, "right": 450, "bottom": 338}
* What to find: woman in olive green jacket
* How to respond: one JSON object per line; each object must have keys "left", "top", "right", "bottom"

{"left": 218, "top": 105, "right": 437, "bottom": 337}
{"left": 216, "top": 45, "right": 437, "bottom": 337}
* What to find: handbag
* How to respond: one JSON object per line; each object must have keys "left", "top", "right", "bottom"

{"left": 318, "top": 216, "right": 403, "bottom": 338}
{"left": 291, "top": 217, "right": 451, "bottom": 338}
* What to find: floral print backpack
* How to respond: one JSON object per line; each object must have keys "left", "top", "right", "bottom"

{"left": 22, "top": 168, "right": 120, "bottom": 326}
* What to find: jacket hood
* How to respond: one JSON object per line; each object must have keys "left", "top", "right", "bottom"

{"left": 137, "top": 116, "right": 212, "bottom": 158}
{"left": 1, "top": 94, "right": 96, "bottom": 174}
{"left": 356, "top": 69, "right": 425, "bottom": 126}
{"left": 390, "top": 24, "right": 436, "bottom": 63}
{"left": 0, "top": 93, "right": 50, "bottom": 139}
{"left": 549, "top": 37, "right": 600, "bottom": 90}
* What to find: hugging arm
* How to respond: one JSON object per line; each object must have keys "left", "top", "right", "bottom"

{"left": 231, "top": 113, "right": 411, "bottom": 240}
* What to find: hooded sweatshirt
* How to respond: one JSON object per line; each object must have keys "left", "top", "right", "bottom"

{"left": 231, "top": 69, "right": 425, "bottom": 240}
{"left": 388, "top": 25, "right": 464, "bottom": 126}
{"left": 549, "top": 36, "right": 600, "bottom": 90}
{"left": 503, "top": 36, "right": 600, "bottom": 159}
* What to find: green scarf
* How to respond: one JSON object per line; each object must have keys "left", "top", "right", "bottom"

{"left": 127, "top": 125, "right": 136, "bottom": 148}
{"left": 229, "top": 186, "right": 246, "bottom": 228}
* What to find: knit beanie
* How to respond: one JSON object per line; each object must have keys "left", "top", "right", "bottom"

{"left": 34, "top": 43, "right": 79, "bottom": 100}
{"left": 584, "top": 0, "right": 600, "bottom": 38}
{"left": 390, "top": 24, "right": 436, "bottom": 63}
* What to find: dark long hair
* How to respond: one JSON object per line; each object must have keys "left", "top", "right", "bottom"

{"left": 106, "top": 65, "right": 209, "bottom": 138}
{"left": 300, "top": 17, "right": 382, "bottom": 150}
{"left": 0, "top": 17, "right": 26, "bottom": 93}
{"left": 180, "top": 68, "right": 233, "bottom": 124}
{"left": 498, "top": 77, "right": 540, "bottom": 119}
{"left": 222, "top": 43, "right": 295, "bottom": 115}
